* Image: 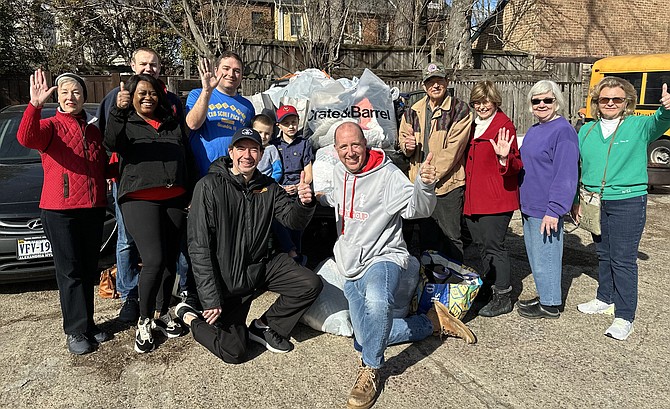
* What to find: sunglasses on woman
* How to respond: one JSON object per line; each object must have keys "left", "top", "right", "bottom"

{"left": 531, "top": 98, "right": 555, "bottom": 105}
{"left": 597, "top": 97, "right": 626, "bottom": 105}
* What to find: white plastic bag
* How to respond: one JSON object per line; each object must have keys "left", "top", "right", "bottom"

{"left": 307, "top": 69, "right": 397, "bottom": 149}
{"left": 312, "top": 144, "right": 339, "bottom": 194}
{"left": 300, "top": 258, "right": 353, "bottom": 337}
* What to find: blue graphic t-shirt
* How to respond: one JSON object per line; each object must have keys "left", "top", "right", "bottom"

{"left": 186, "top": 88, "right": 255, "bottom": 176}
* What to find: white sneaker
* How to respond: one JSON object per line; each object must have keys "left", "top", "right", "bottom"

{"left": 577, "top": 299, "right": 615, "bottom": 315}
{"left": 605, "top": 318, "right": 634, "bottom": 341}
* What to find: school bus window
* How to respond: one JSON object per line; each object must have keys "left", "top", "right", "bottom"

{"left": 643, "top": 71, "right": 670, "bottom": 105}
{"left": 604, "top": 72, "right": 643, "bottom": 102}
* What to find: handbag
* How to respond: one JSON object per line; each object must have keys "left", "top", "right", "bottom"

{"left": 412, "top": 251, "right": 482, "bottom": 320}
{"left": 578, "top": 187, "right": 602, "bottom": 235}
{"left": 578, "top": 121, "right": 619, "bottom": 236}
{"left": 99, "top": 265, "right": 119, "bottom": 299}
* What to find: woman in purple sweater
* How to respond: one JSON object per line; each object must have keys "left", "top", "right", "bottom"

{"left": 517, "top": 80, "right": 579, "bottom": 319}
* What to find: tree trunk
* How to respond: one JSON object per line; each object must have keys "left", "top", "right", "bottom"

{"left": 392, "top": 0, "right": 414, "bottom": 46}
{"left": 443, "top": 0, "right": 474, "bottom": 70}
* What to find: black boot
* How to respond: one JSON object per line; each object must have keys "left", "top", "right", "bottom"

{"left": 479, "top": 286, "right": 513, "bottom": 317}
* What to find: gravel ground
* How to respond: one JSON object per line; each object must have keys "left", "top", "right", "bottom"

{"left": 1, "top": 187, "right": 669, "bottom": 408}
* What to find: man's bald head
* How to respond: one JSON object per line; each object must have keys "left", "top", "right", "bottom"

{"left": 334, "top": 122, "right": 368, "bottom": 173}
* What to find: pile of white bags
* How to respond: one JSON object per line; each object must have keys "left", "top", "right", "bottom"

{"left": 256, "top": 69, "right": 398, "bottom": 194}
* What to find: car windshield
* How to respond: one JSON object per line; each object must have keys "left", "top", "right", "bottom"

{"left": 0, "top": 108, "right": 58, "bottom": 165}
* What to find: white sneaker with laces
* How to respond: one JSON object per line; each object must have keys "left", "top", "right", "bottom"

{"left": 605, "top": 318, "right": 634, "bottom": 341}
{"left": 577, "top": 298, "right": 614, "bottom": 315}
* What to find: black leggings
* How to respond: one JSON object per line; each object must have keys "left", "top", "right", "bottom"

{"left": 121, "top": 196, "right": 187, "bottom": 319}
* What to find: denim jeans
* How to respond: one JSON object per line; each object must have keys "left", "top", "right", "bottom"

{"left": 344, "top": 261, "right": 433, "bottom": 369}
{"left": 112, "top": 183, "right": 140, "bottom": 301}
{"left": 594, "top": 195, "right": 646, "bottom": 322}
{"left": 522, "top": 214, "right": 564, "bottom": 306}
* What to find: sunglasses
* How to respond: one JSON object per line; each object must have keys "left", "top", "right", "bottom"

{"left": 597, "top": 97, "right": 626, "bottom": 105}
{"left": 531, "top": 98, "right": 555, "bottom": 105}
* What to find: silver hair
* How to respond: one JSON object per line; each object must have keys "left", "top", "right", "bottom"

{"left": 527, "top": 80, "right": 565, "bottom": 113}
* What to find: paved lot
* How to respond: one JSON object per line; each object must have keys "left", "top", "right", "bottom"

{"left": 1, "top": 187, "right": 669, "bottom": 408}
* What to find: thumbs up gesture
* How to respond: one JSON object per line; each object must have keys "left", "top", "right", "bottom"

{"left": 661, "top": 83, "right": 670, "bottom": 111}
{"left": 419, "top": 152, "right": 436, "bottom": 185}
{"left": 116, "top": 81, "right": 130, "bottom": 109}
{"left": 297, "top": 171, "right": 313, "bottom": 205}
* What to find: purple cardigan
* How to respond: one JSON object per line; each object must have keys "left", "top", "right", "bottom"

{"left": 519, "top": 116, "right": 579, "bottom": 219}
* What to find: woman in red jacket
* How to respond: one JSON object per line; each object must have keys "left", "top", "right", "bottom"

{"left": 463, "top": 81, "right": 522, "bottom": 318}
{"left": 17, "top": 69, "right": 111, "bottom": 355}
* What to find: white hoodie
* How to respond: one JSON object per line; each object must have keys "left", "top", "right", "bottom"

{"left": 319, "top": 148, "right": 436, "bottom": 280}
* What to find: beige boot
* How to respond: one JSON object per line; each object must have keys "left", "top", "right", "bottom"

{"left": 433, "top": 301, "right": 477, "bottom": 344}
{"left": 346, "top": 360, "right": 380, "bottom": 409}
{"left": 425, "top": 306, "right": 442, "bottom": 336}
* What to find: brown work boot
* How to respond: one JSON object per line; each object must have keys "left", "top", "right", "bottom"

{"left": 347, "top": 361, "right": 380, "bottom": 409}
{"left": 434, "top": 301, "right": 477, "bottom": 344}
{"left": 425, "top": 306, "right": 442, "bottom": 336}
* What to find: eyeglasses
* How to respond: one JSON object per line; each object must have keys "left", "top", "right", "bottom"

{"left": 531, "top": 98, "right": 555, "bottom": 105}
{"left": 469, "top": 100, "right": 492, "bottom": 108}
{"left": 597, "top": 97, "right": 626, "bottom": 105}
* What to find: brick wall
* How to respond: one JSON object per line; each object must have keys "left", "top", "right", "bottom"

{"left": 227, "top": 4, "right": 274, "bottom": 40}
{"left": 479, "top": 0, "right": 670, "bottom": 60}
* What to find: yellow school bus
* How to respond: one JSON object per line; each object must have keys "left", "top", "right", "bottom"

{"left": 587, "top": 53, "right": 670, "bottom": 186}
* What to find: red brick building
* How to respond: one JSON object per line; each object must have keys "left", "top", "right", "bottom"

{"left": 474, "top": 0, "right": 670, "bottom": 61}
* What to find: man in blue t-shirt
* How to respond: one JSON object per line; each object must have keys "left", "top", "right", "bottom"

{"left": 185, "top": 51, "right": 255, "bottom": 177}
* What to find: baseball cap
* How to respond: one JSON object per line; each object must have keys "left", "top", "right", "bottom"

{"left": 276, "top": 105, "right": 299, "bottom": 123}
{"left": 231, "top": 127, "right": 262, "bottom": 147}
{"left": 422, "top": 62, "right": 447, "bottom": 83}
{"left": 55, "top": 73, "right": 88, "bottom": 101}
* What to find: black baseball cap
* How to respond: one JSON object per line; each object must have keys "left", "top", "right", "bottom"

{"left": 231, "top": 127, "right": 262, "bottom": 147}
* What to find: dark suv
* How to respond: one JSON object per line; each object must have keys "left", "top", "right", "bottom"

{"left": 0, "top": 103, "right": 116, "bottom": 283}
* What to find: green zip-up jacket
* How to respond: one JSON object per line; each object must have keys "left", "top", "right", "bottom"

{"left": 579, "top": 107, "right": 670, "bottom": 201}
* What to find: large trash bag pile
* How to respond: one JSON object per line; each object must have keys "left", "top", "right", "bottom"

{"left": 248, "top": 68, "right": 399, "bottom": 195}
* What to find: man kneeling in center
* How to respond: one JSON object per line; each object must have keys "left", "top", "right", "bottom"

{"left": 176, "top": 127, "right": 322, "bottom": 363}
{"left": 317, "top": 122, "right": 475, "bottom": 409}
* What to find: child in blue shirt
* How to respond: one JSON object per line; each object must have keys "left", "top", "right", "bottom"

{"left": 272, "top": 105, "right": 313, "bottom": 265}
{"left": 253, "top": 113, "right": 282, "bottom": 182}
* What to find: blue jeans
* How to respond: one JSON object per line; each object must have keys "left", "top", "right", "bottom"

{"left": 522, "top": 214, "right": 564, "bottom": 306}
{"left": 594, "top": 195, "right": 646, "bottom": 322}
{"left": 112, "top": 183, "right": 140, "bottom": 301}
{"left": 344, "top": 261, "right": 433, "bottom": 369}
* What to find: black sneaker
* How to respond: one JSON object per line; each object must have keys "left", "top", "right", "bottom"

{"left": 67, "top": 333, "right": 95, "bottom": 355}
{"left": 86, "top": 326, "right": 112, "bottom": 344}
{"left": 248, "top": 319, "right": 294, "bottom": 353}
{"left": 152, "top": 314, "right": 185, "bottom": 338}
{"left": 134, "top": 318, "right": 155, "bottom": 353}
{"left": 175, "top": 302, "right": 204, "bottom": 323}
{"left": 118, "top": 298, "right": 140, "bottom": 323}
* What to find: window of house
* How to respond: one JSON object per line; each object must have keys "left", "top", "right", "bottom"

{"left": 378, "top": 21, "right": 390, "bottom": 44}
{"left": 290, "top": 14, "right": 302, "bottom": 37}
{"left": 252, "top": 12, "right": 263, "bottom": 26}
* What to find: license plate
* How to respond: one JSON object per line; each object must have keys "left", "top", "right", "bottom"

{"left": 17, "top": 236, "right": 53, "bottom": 260}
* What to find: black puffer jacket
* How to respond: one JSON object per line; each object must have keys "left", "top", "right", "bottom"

{"left": 188, "top": 156, "right": 315, "bottom": 308}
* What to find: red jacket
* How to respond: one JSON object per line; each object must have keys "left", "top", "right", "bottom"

{"left": 17, "top": 103, "right": 108, "bottom": 210}
{"left": 463, "top": 110, "right": 522, "bottom": 216}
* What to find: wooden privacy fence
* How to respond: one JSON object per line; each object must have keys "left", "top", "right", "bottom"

{"left": 240, "top": 76, "right": 584, "bottom": 132}
{"left": 2, "top": 70, "right": 584, "bottom": 132}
